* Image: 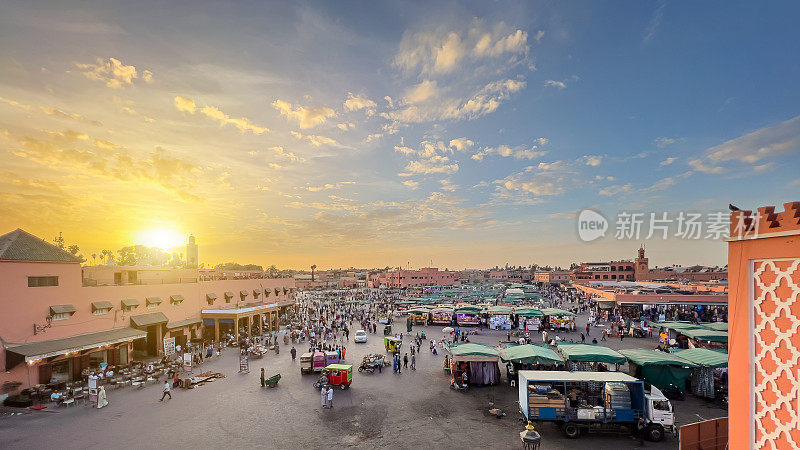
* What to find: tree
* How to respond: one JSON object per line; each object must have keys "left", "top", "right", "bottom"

{"left": 101, "top": 249, "right": 113, "bottom": 264}
{"left": 67, "top": 244, "right": 80, "bottom": 255}
{"left": 91, "top": 253, "right": 97, "bottom": 265}
{"left": 53, "top": 232, "right": 65, "bottom": 249}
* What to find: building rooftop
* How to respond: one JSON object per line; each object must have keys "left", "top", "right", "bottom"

{"left": 0, "top": 229, "right": 83, "bottom": 263}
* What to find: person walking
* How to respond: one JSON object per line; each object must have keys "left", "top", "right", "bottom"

{"left": 260, "top": 368, "right": 265, "bottom": 387}
{"left": 403, "top": 353, "right": 408, "bottom": 369}
{"left": 160, "top": 380, "right": 172, "bottom": 401}
{"left": 580, "top": 333, "right": 585, "bottom": 343}
{"left": 326, "top": 386, "right": 333, "bottom": 408}
{"left": 411, "top": 354, "right": 416, "bottom": 370}
{"left": 321, "top": 385, "right": 327, "bottom": 408}
{"left": 542, "top": 330, "right": 548, "bottom": 344}
{"left": 291, "top": 346, "right": 297, "bottom": 360}
{"left": 586, "top": 323, "right": 590, "bottom": 336}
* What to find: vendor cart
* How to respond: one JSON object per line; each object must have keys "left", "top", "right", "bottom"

{"left": 384, "top": 336, "right": 402, "bottom": 353}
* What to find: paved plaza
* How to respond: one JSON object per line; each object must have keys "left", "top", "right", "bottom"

{"left": 0, "top": 311, "right": 726, "bottom": 449}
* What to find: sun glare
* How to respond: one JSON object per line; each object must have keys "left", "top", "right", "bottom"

{"left": 135, "top": 228, "right": 185, "bottom": 250}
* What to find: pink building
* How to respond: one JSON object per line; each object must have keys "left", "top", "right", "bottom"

{"left": 381, "top": 267, "right": 459, "bottom": 288}
{"left": 0, "top": 229, "right": 295, "bottom": 391}
{"left": 534, "top": 270, "right": 571, "bottom": 283}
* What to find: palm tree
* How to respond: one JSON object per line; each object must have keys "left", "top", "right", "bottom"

{"left": 91, "top": 253, "right": 97, "bottom": 265}
{"left": 311, "top": 264, "right": 317, "bottom": 282}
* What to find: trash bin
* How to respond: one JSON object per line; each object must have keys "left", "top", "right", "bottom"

{"left": 383, "top": 325, "right": 392, "bottom": 336}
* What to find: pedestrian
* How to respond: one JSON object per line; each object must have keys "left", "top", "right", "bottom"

{"left": 411, "top": 354, "right": 416, "bottom": 370}
{"left": 602, "top": 329, "right": 607, "bottom": 341}
{"left": 321, "top": 385, "right": 327, "bottom": 408}
{"left": 160, "top": 380, "right": 172, "bottom": 401}
{"left": 542, "top": 330, "right": 548, "bottom": 344}
{"left": 327, "top": 386, "right": 333, "bottom": 408}
{"left": 403, "top": 353, "right": 408, "bottom": 369}
{"left": 586, "top": 324, "right": 590, "bottom": 336}
{"left": 580, "top": 333, "right": 585, "bottom": 343}
{"left": 260, "top": 368, "right": 265, "bottom": 387}
{"left": 430, "top": 340, "right": 434, "bottom": 351}
{"left": 291, "top": 346, "right": 297, "bottom": 360}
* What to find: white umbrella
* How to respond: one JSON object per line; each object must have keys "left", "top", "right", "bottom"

{"left": 442, "top": 327, "right": 454, "bottom": 333}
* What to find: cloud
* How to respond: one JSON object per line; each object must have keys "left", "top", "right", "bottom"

{"left": 403, "top": 80, "right": 440, "bottom": 104}
{"left": 306, "top": 181, "right": 355, "bottom": 192}
{"left": 290, "top": 131, "right": 342, "bottom": 147}
{"left": 142, "top": 70, "right": 153, "bottom": 83}
{"left": 544, "top": 80, "right": 566, "bottom": 89}
{"left": 659, "top": 157, "right": 677, "bottom": 166}
{"left": 200, "top": 105, "right": 269, "bottom": 134}
{"left": 272, "top": 99, "right": 336, "bottom": 129}
{"left": 533, "top": 30, "right": 545, "bottom": 43}
{"left": 688, "top": 159, "right": 724, "bottom": 174}
{"left": 174, "top": 96, "right": 196, "bottom": 114}
{"left": 439, "top": 178, "right": 459, "bottom": 192}
{"left": 385, "top": 78, "right": 526, "bottom": 123}
{"left": 266, "top": 146, "right": 301, "bottom": 162}
{"left": 598, "top": 184, "right": 633, "bottom": 196}
{"left": 173, "top": 96, "right": 268, "bottom": 134}
{"left": 705, "top": 115, "right": 800, "bottom": 163}
{"left": 403, "top": 156, "right": 459, "bottom": 175}
{"left": 582, "top": 155, "right": 603, "bottom": 166}
{"left": 1, "top": 97, "right": 105, "bottom": 126}
{"left": 472, "top": 138, "right": 547, "bottom": 161}
{"left": 394, "top": 21, "right": 529, "bottom": 76}
{"left": 402, "top": 180, "right": 419, "bottom": 189}
{"left": 5, "top": 130, "right": 202, "bottom": 201}
{"left": 643, "top": 0, "right": 667, "bottom": 43}
{"left": 653, "top": 136, "right": 677, "bottom": 148}
{"left": 337, "top": 123, "right": 354, "bottom": 131}
{"left": 74, "top": 57, "right": 143, "bottom": 88}
{"left": 268, "top": 163, "right": 282, "bottom": 169}
{"left": 343, "top": 93, "right": 376, "bottom": 115}
{"left": 491, "top": 161, "right": 582, "bottom": 204}
{"left": 448, "top": 137, "right": 474, "bottom": 152}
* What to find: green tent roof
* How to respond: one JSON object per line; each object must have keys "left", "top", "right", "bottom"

{"left": 557, "top": 343, "right": 627, "bottom": 365}
{"left": 676, "top": 328, "right": 728, "bottom": 343}
{"left": 618, "top": 349, "right": 698, "bottom": 367}
{"left": 671, "top": 348, "right": 728, "bottom": 368}
{"left": 656, "top": 321, "right": 706, "bottom": 332}
{"left": 540, "top": 308, "right": 576, "bottom": 317}
{"left": 448, "top": 343, "right": 499, "bottom": 358}
{"left": 488, "top": 305, "right": 514, "bottom": 314}
{"left": 406, "top": 307, "right": 431, "bottom": 315}
{"left": 703, "top": 322, "right": 729, "bottom": 332}
{"left": 500, "top": 344, "right": 564, "bottom": 365}
{"left": 455, "top": 306, "right": 482, "bottom": 314}
{"left": 514, "top": 307, "right": 543, "bottom": 317}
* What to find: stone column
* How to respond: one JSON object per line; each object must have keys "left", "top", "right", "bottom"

{"left": 234, "top": 317, "right": 239, "bottom": 341}
{"left": 214, "top": 318, "right": 220, "bottom": 343}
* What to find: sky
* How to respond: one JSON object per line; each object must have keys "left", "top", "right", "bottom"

{"left": 0, "top": 1, "right": 798, "bottom": 270}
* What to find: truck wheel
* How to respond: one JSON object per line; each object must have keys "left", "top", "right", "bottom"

{"left": 646, "top": 424, "right": 665, "bottom": 442}
{"left": 563, "top": 423, "right": 581, "bottom": 439}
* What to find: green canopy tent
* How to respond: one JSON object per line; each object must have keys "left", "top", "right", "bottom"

{"left": 514, "top": 307, "right": 543, "bottom": 318}
{"left": 671, "top": 348, "right": 728, "bottom": 398}
{"left": 449, "top": 343, "right": 499, "bottom": 359}
{"left": 557, "top": 343, "right": 627, "bottom": 365}
{"left": 448, "top": 343, "right": 502, "bottom": 386}
{"left": 674, "top": 328, "right": 728, "bottom": 343}
{"left": 618, "top": 348, "right": 698, "bottom": 393}
{"left": 405, "top": 307, "right": 431, "bottom": 315}
{"left": 540, "top": 308, "right": 576, "bottom": 317}
{"left": 499, "top": 344, "right": 564, "bottom": 365}
{"left": 702, "top": 322, "right": 729, "bottom": 332}
{"left": 487, "top": 305, "right": 514, "bottom": 315}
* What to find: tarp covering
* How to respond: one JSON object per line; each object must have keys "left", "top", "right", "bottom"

{"left": 499, "top": 344, "right": 564, "bottom": 365}
{"left": 640, "top": 364, "right": 692, "bottom": 392}
{"left": 618, "top": 348, "right": 698, "bottom": 367}
{"left": 703, "top": 322, "right": 729, "bottom": 332}
{"left": 557, "top": 343, "right": 627, "bottom": 364}
{"left": 671, "top": 348, "right": 728, "bottom": 368}
{"left": 656, "top": 321, "right": 705, "bottom": 332}
{"left": 455, "top": 306, "right": 482, "bottom": 315}
{"left": 514, "top": 307, "right": 543, "bottom": 317}
{"left": 405, "top": 307, "right": 431, "bottom": 315}
{"left": 487, "top": 305, "right": 514, "bottom": 315}
{"left": 540, "top": 308, "right": 576, "bottom": 317}
{"left": 676, "top": 328, "right": 728, "bottom": 343}
{"left": 449, "top": 343, "right": 499, "bottom": 359}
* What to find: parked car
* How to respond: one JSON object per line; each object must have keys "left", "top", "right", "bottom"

{"left": 354, "top": 330, "right": 367, "bottom": 343}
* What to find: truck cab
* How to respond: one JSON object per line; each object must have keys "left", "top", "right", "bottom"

{"left": 644, "top": 386, "right": 677, "bottom": 441}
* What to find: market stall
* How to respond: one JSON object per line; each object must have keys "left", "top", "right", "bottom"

{"left": 405, "top": 307, "right": 431, "bottom": 325}
{"left": 618, "top": 348, "right": 698, "bottom": 393}
{"left": 556, "top": 343, "right": 627, "bottom": 372}
{"left": 455, "top": 306, "right": 482, "bottom": 326}
{"left": 487, "top": 305, "right": 514, "bottom": 330}
{"left": 513, "top": 307, "right": 543, "bottom": 331}
{"left": 431, "top": 306, "right": 454, "bottom": 325}
{"left": 541, "top": 308, "right": 576, "bottom": 332}
{"left": 448, "top": 343, "right": 501, "bottom": 386}
{"left": 670, "top": 348, "right": 728, "bottom": 399}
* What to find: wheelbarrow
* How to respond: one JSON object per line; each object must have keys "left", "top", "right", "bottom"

{"left": 263, "top": 373, "right": 281, "bottom": 388}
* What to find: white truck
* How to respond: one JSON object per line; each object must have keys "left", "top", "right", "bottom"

{"left": 518, "top": 370, "right": 676, "bottom": 442}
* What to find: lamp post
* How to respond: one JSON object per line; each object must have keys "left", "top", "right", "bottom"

{"left": 519, "top": 421, "right": 541, "bottom": 450}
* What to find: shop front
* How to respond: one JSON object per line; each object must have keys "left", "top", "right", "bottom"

{"left": 130, "top": 312, "right": 169, "bottom": 356}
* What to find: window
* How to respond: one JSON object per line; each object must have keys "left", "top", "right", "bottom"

{"left": 653, "top": 400, "right": 671, "bottom": 412}
{"left": 93, "top": 308, "right": 110, "bottom": 316}
{"left": 52, "top": 312, "right": 70, "bottom": 321}
{"left": 147, "top": 303, "right": 158, "bottom": 310}
{"left": 28, "top": 276, "right": 58, "bottom": 287}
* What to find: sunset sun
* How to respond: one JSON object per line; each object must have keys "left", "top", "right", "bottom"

{"left": 135, "top": 228, "right": 184, "bottom": 249}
